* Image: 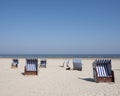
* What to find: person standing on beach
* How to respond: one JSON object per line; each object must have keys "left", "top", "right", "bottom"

{"left": 63, "top": 59, "right": 69, "bottom": 67}
{"left": 66, "top": 59, "right": 69, "bottom": 67}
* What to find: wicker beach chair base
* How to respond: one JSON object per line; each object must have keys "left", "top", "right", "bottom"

{"left": 94, "top": 70, "right": 114, "bottom": 83}
{"left": 96, "top": 77, "right": 113, "bottom": 83}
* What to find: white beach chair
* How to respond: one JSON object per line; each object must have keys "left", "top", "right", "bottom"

{"left": 73, "top": 58, "right": 82, "bottom": 71}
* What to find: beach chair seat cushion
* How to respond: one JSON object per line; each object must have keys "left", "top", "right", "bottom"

{"left": 26, "top": 64, "right": 37, "bottom": 71}
{"left": 96, "top": 66, "right": 111, "bottom": 77}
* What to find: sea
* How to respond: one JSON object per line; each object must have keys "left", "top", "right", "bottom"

{"left": 0, "top": 54, "right": 120, "bottom": 58}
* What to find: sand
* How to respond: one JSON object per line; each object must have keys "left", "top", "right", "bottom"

{"left": 0, "top": 58, "right": 120, "bottom": 96}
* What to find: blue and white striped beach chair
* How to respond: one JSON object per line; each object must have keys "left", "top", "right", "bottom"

{"left": 11, "top": 59, "right": 19, "bottom": 68}
{"left": 24, "top": 58, "right": 38, "bottom": 75}
{"left": 40, "top": 59, "right": 47, "bottom": 68}
{"left": 93, "top": 59, "right": 114, "bottom": 83}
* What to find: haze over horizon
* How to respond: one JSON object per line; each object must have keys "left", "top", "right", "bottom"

{"left": 0, "top": 0, "right": 120, "bottom": 54}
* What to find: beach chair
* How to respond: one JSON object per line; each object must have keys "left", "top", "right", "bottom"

{"left": 24, "top": 58, "right": 38, "bottom": 75}
{"left": 93, "top": 59, "right": 114, "bottom": 83}
{"left": 73, "top": 58, "right": 82, "bottom": 71}
{"left": 40, "top": 59, "right": 47, "bottom": 68}
{"left": 11, "top": 59, "right": 19, "bottom": 68}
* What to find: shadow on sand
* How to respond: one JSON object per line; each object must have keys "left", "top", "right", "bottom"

{"left": 21, "top": 72, "right": 25, "bottom": 76}
{"left": 78, "top": 77, "right": 95, "bottom": 82}
{"left": 59, "top": 65, "right": 64, "bottom": 67}
{"left": 114, "top": 69, "right": 120, "bottom": 71}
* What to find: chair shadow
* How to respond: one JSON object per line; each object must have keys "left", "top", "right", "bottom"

{"left": 21, "top": 72, "right": 25, "bottom": 76}
{"left": 114, "top": 69, "right": 120, "bottom": 71}
{"left": 78, "top": 77, "right": 95, "bottom": 82}
{"left": 59, "top": 65, "right": 64, "bottom": 67}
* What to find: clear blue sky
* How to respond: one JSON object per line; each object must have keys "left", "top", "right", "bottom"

{"left": 0, "top": 0, "right": 120, "bottom": 54}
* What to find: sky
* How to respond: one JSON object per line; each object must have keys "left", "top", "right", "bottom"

{"left": 0, "top": 0, "right": 120, "bottom": 54}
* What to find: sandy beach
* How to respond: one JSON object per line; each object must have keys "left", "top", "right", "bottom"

{"left": 0, "top": 58, "right": 120, "bottom": 96}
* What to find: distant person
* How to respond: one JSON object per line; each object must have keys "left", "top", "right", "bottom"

{"left": 62, "top": 59, "right": 70, "bottom": 67}
{"left": 66, "top": 59, "right": 69, "bottom": 67}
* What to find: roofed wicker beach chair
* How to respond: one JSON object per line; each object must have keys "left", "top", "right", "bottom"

{"left": 11, "top": 59, "right": 19, "bottom": 68}
{"left": 40, "top": 59, "right": 47, "bottom": 68}
{"left": 24, "top": 58, "right": 38, "bottom": 75}
{"left": 73, "top": 58, "right": 82, "bottom": 71}
{"left": 93, "top": 59, "right": 114, "bottom": 83}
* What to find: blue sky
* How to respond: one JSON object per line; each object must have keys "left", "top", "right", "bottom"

{"left": 0, "top": 0, "right": 120, "bottom": 54}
